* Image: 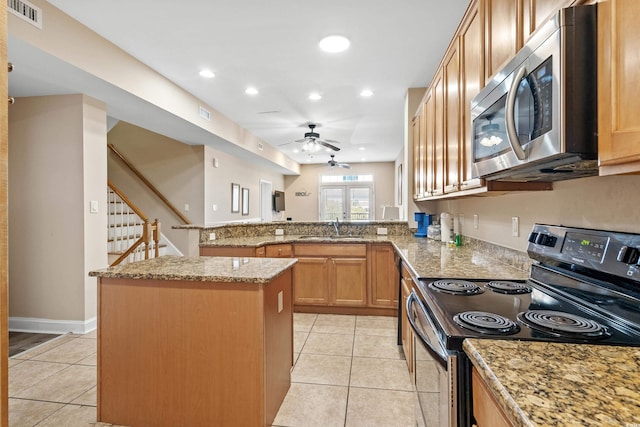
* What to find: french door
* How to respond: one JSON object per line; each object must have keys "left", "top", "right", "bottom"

{"left": 319, "top": 185, "right": 373, "bottom": 221}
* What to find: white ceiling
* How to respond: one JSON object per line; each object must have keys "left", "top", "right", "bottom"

{"left": 11, "top": 0, "right": 469, "bottom": 168}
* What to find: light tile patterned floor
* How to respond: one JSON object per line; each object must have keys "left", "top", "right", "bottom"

{"left": 8, "top": 314, "right": 414, "bottom": 427}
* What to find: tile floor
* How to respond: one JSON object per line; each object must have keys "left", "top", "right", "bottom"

{"left": 8, "top": 313, "right": 415, "bottom": 427}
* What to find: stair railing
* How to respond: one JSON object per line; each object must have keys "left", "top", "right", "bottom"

{"left": 108, "top": 181, "right": 162, "bottom": 266}
{"left": 108, "top": 143, "right": 191, "bottom": 225}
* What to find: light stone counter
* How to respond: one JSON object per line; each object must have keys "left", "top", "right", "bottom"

{"left": 200, "top": 234, "right": 530, "bottom": 281}
{"left": 89, "top": 255, "right": 297, "bottom": 284}
{"left": 464, "top": 339, "right": 640, "bottom": 426}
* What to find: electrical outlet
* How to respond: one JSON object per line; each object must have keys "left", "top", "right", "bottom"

{"left": 209, "top": 232, "right": 216, "bottom": 241}
{"left": 377, "top": 227, "right": 388, "bottom": 235}
{"left": 473, "top": 214, "right": 479, "bottom": 229}
{"left": 275, "top": 229, "right": 284, "bottom": 236}
{"left": 512, "top": 216, "right": 519, "bottom": 237}
{"left": 212, "top": 204, "right": 218, "bottom": 212}
{"left": 459, "top": 213, "right": 464, "bottom": 225}
{"left": 184, "top": 203, "right": 190, "bottom": 212}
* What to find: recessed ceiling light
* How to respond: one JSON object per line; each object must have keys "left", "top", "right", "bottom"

{"left": 309, "top": 92, "right": 322, "bottom": 101}
{"left": 361, "top": 158, "right": 366, "bottom": 162}
{"left": 293, "top": 149, "right": 300, "bottom": 153}
{"left": 319, "top": 35, "right": 350, "bottom": 53}
{"left": 199, "top": 70, "right": 215, "bottom": 78}
{"left": 358, "top": 146, "right": 366, "bottom": 151}
{"left": 245, "top": 87, "right": 259, "bottom": 95}
{"left": 360, "top": 89, "right": 374, "bottom": 97}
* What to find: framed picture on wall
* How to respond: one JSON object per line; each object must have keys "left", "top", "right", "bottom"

{"left": 241, "top": 187, "right": 249, "bottom": 216}
{"left": 231, "top": 183, "right": 240, "bottom": 213}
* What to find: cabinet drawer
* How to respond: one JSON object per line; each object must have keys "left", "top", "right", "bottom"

{"left": 294, "top": 243, "right": 367, "bottom": 257}
{"left": 265, "top": 244, "right": 293, "bottom": 258}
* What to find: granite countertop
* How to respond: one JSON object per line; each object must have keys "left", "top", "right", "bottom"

{"left": 464, "top": 339, "right": 640, "bottom": 426}
{"left": 89, "top": 255, "right": 297, "bottom": 284}
{"left": 201, "top": 234, "right": 529, "bottom": 281}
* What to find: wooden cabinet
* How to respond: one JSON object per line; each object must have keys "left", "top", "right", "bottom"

{"left": 412, "top": 107, "right": 426, "bottom": 199}
{"left": 369, "top": 244, "right": 399, "bottom": 308}
{"left": 483, "top": 0, "right": 520, "bottom": 82}
{"left": 432, "top": 69, "right": 446, "bottom": 196}
{"left": 97, "top": 269, "right": 294, "bottom": 427}
{"left": 522, "top": 0, "right": 573, "bottom": 42}
{"left": 598, "top": 0, "right": 640, "bottom": 176}
{"left": 400, "top": 264, "right": 414, "bottom": 375}
{"left": 293, "top": 243, "right": 367, "bottom": 309}
{"left": 472, "top": 367, "right": 514, "bottom": 427}
{"left": 444, "top": 38, "right": 461, "bottom": 194}
{"left": 459, "top": 0, "right": 484, "bottom": 191}
{"left": 265, "top": 243, "right": 292, "bottom": 258}
{"left": 423, "top": 87, "right": 436, "bottom": 197}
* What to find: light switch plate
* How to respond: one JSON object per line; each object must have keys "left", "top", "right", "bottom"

{"left": 512, "top": 217, "right": 519, "bottom": 237}
{"left": 90, "top": 200, "right": 98, "bottom": 213}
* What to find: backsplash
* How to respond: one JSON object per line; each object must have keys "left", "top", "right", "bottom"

{"left": 198, "top": 221, "right": 414, "bottom": 241}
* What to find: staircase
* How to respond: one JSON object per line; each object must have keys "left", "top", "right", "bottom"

{"left": 108, "top": 184, "right": 166, "bottom": 266}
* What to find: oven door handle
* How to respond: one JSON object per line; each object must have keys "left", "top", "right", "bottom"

{"left": 505, "top": 65, "right": 527, "bottom": 161}
{"left": 406, "top": 291, "right": 448, "bottom": 369}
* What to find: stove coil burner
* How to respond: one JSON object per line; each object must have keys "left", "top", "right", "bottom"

{"left": 487, "top": 281, "right": 532, "bottom": 294}
{"left": 454, "top": 311, "right": 520, "bottom": 335}
{"left": 517, "top": 310, "right": 611, "bottom": 340}
{"left": 429, "top": 279, "right": 484, "bottom": 295}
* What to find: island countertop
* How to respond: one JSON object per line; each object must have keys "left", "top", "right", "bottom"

{"left": 464, "top": 338, "right": 640, "bottom": 426}
{"left": 89, "top": 255, "right": 297, "bottom": 284}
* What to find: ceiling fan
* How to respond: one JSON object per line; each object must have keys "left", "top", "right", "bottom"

{"left": 328, "top": 154, "right": 351, "bottom": 169}
{"left": 279, "top": 123, "right": 341, "bottom": 152}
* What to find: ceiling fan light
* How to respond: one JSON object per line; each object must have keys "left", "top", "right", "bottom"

{"left": 360, "top": 89, "right": 374, "bottom": 97}
{"left": 319, "top": 35, "right": 350, "bottom": 53}
{"left": 309, "top": 92, "right": 322, "bottom": 101}
{"left": 245, "top": 87, "right": 259, "bottom": 95}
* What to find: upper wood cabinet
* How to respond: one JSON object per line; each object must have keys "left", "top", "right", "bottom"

{"left": 412, "top": 107, "right": 425, "bottom": 199}
{"left": 483, "top": 0, "right": 520, "bottom": 83}
{"left": 459, "top": 0, "right": 484, "bottom": 190}
{"left": 598, "top": 0, "right": 640, "bottom": 175}
{"left": 432, "top": 69, "right": 446, "bottom": 196}
{"left": 423, "top": 87, "right": 436, "bottom": 197}
{"left": 443, "top": 41, "right": 461, "bottom": 194}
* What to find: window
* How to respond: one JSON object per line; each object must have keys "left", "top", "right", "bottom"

{"left": 319, "top": 175, "right": 374, "bottom": 221}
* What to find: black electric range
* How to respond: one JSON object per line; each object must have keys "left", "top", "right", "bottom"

{"left": 408, "top": 224, "right": 640, "bottom": 427}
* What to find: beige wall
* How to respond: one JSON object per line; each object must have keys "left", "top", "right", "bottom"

{"left": 9, "top": 95, "right": 107, "bottom": 329}
{"left": 284, "top": 162, "right": 396, "bottom": 222}
{"left": 203, "top": 146, "right": 285, "bottom": 225}
{"left": 423, "top": 174, "right": 640, "bottom": 252}
{"left": 108, "top": 121, "right": 205, "bottom": 253}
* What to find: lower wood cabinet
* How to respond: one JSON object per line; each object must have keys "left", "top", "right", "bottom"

{"left": 400, "top": 264, "right": 414, "bottom": 376}
{"left": 293, "top": 243, "right": 367, "bottom": 309}
{"left": 369, "top": 244, "right": 399, "bottom": 308}
{"left": 472, "top": 366, "right": 514, "bottom": 427}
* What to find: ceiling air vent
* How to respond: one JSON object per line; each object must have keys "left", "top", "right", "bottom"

{"left": 8, "top": 0, "right": 43, "bottom": 29}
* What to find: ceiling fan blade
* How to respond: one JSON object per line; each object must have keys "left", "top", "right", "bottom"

{"left": 324, "top": 139, "right": 341, "bottom": 144}
{"left": 339, "top": 163, "right": 352, "bottom": 169}
{"left": 294, "top": 138, "right": 311, "bottom": 143}
{"left": 278, "top": 141, "right": 294, "bottom": 146}
{"left": 316, "top": 140, "right": 340, "bottom": 151}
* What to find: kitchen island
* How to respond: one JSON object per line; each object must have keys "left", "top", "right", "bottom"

{"left": 464, "top": 338, "right": 640, "bottom": 426}
{"left": 89, "top": 255, "right": 297, "bottom": 427}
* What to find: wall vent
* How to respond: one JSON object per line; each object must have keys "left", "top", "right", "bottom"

{"left": 8, "top": 0, "right": 42, "bottom": 29}
{"left": 199, "top": 106, "right": 211, "bottom": 121}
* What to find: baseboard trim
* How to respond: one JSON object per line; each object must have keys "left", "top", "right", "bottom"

{"left": 8, "top": 316, "right": 97, "bottom": 335}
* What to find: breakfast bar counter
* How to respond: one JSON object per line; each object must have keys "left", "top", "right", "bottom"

{"left": 90, "top": 255, "right": 297, "bottom": 427}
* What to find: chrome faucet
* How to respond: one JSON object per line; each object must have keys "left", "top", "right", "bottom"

{"left": 332, "top": 217, "right": 340, "bottom": 236}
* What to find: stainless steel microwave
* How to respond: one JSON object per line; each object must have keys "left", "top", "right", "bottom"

{"left": 471, "top": 5, "right": 598, "bottom": 182}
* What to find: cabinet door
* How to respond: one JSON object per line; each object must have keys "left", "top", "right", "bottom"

{"left": 293, "top": 257, "right": 329, "bottom": 305}
{"left": 200, "top": 246, "right": 256, "bottom": 257}
{"left": 331, "top": 258, "right": 367, "bottom": 306}
{"left": 401, "top": 270, "right": 414, "bottom": 375}
{"left": 412, "top": 108, "right": 425, "bottom": 199}
{"left": 423, "top": 89, "right": 435, "bottom": 197}
{"left": 444, "top": 41, "right": 461, "bottom": 194}
{"left": 598, "top": 0, "right": 640, "bottom": 175}
{"left": 459, "top": 0, "right": 484, "bottom": 190}
{"left": 472, "top": 367, "right": 514, "bottom": 427}
{"left": 432, "top": 69, "right": 445, "bottom": 196}
{"left": 484, "top": 0, "right": 520, "bottom": 82}
{"left": 369, "top": 244, "right": 399, "bottom": 307}
{"left": 522, "top": 0, "right": 571, "bottom": 42}
{"left": 265, "top": 244, "right": 292, "bottom": 258}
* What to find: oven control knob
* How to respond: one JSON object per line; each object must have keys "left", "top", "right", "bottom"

{"left": 535, "top": 233, "right": 557, "bottom": 247}
{"left": 617, "top": 246, "right": 640, "bottom": 264}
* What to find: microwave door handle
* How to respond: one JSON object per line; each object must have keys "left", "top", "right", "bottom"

{"left": 505, "top": 66, "right": 527, "bottom": 160}
{"left": 406, "top": 291, "right": 447, "bottom": 368}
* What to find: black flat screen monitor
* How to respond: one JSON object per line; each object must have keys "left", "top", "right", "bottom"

{"left": 273, "top": 191, "right": 285, "bottom": 212}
